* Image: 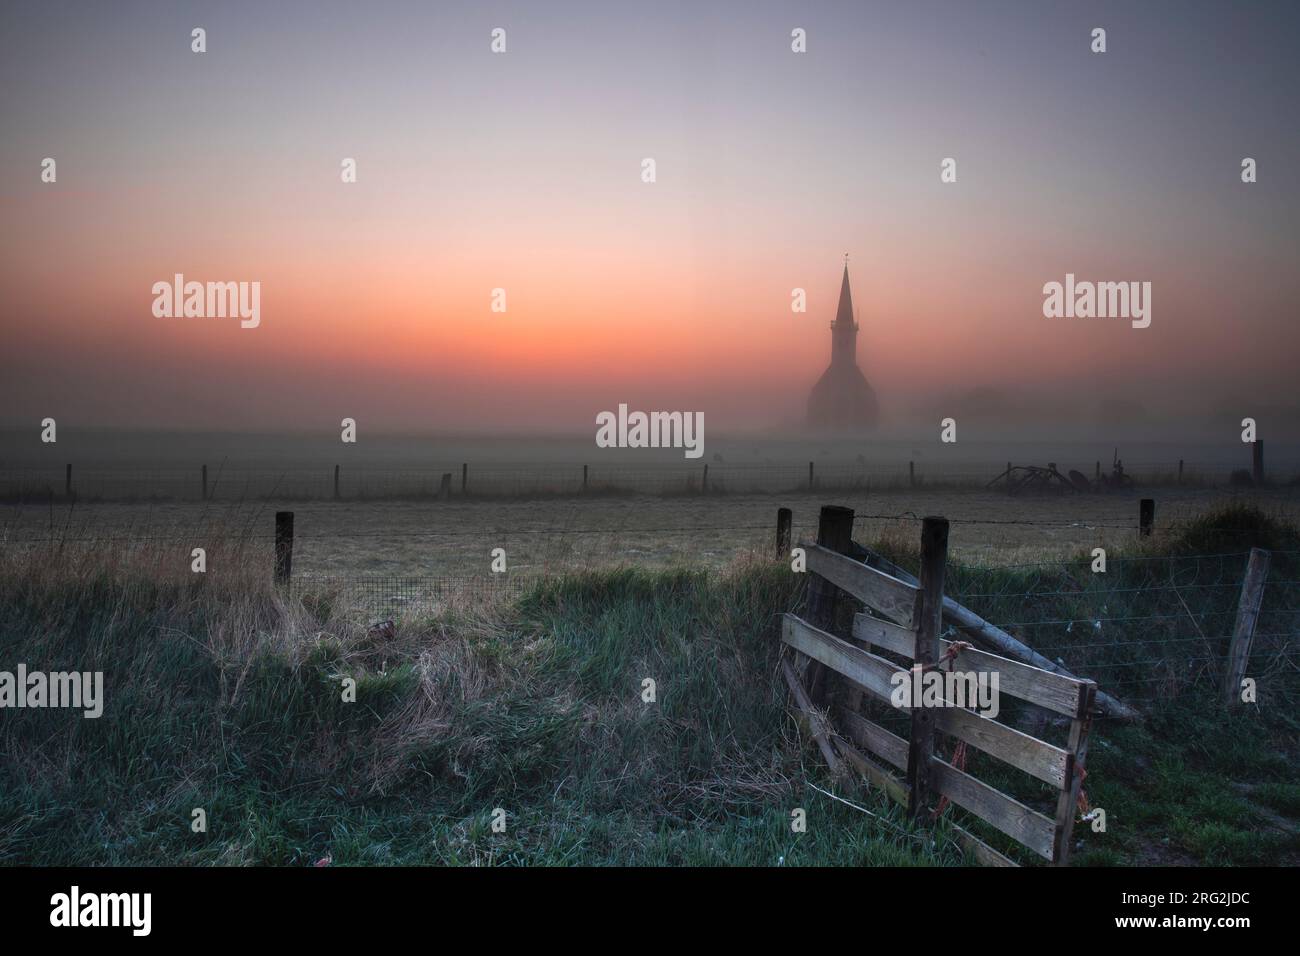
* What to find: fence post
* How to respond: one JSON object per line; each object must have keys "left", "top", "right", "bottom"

{"left": 65, "top": 463, "right": 72, "bottom": 499}
{"left": 583, "top": 464, "right": 588, "bottom": 491}
{"left": 909, "top": 460, "right": 915, "bottom": 487}
{"left": 776, "top": 507, "right": 792, "bottom": 557}
{"left": 703, "top": 463, "right": 709, "bottom": 492}
{"left": 1052, "top": 682, "right": 1097, "bottom": 866}
{"left": 1139, "top": 498, "right": 1155, "bottom": 537}
{"left": 462, "top": 463, "right": 468, "bottom": 494}
{"left": 333, "top": 465, "right": 340, "bottom": 500}
{"left": 1252, "top": 440, "right": 1264, "bottom": 486}
{"left": 1178, "top": 459, "right": 1184, "bottom": 485}
{"left": 1223, "top": 548, "right": 1271, "bottom": 707}
{"left": 274, "top": 511, "right": 294, "bottom": 586}
{"left": 805, "top": 505, "right": 855, "bottom": 705}
{"left": 907, "top": 516, "right": 948, "bottom": 821}
{"left": 201, "top": 464, "right": 208, "bottom": 501}
{"left": 808, "top": 461, "right": 814, "bottom": 490}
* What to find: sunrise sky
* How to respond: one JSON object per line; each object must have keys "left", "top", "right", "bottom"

{"left": 2, "top": 0, "right": 1298, "bottom": 437}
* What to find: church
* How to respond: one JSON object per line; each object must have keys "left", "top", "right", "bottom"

{"left": 806, "top": 261, "right": 880, "bottom": 429}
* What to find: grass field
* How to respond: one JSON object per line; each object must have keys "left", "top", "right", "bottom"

{"left": 1, "top": 503, "right": 1297, "bottom": 866}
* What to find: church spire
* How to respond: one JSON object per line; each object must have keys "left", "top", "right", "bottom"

{"left": 830, "top": 259, "right": 858, "bottom": 366}
{"left": 834, "top": 258, "right": 855, "bottom": 330}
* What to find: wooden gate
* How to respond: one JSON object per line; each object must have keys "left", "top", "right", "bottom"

{"left": 780, "top": 508, "right": 1097, "bottom": 866}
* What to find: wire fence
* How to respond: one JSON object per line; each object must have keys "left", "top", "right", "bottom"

{"left": 292, "top": 574, "right": 526, "bottom": 617}
{"left": 943, "top": 551, "right": 1299, "bottom": 703}
{"left": 0, "top": 457, "right": 1270, "bottom": 502}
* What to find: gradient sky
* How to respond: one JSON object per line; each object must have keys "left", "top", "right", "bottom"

{"left": 2, "top": 0, "right": 1298, "bottom": 437}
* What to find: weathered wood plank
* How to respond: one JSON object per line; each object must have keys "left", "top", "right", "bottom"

{"left": 949, "top": 823, "right": 1019, "bottom": 867}
{"left": 832, "top": 736, "right": 909, "bottom": 807}
{"left": 929, "top": 756, "right": 1057, "bottom": 860}
{"left": 935, "top": 702, "right": 1070, "bottom": 789}
{"left": 836, "top": 706, "right": 909, "bottom": 771}
{"left": 782, "top": 614, "right": 900, "bottom": 703}
{"left": 850, "top": 612, "right": 916, "bottom": 658}
{"left": 780, "top": 658, "right": 842, "bottom": 777}
{"left": 941, "top": 640, "right": 1089, "bottom": 719}
{"left": 803, "top": 543, "right": 918, "bottom": 626}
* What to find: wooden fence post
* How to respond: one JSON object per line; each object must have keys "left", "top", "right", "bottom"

{"left": 1052, "top": 682, "right": 1097, "bottom": 866}
{"left": 1139, "top": 498, "right": 1155, "bottom": 537}
{"left": 804, "top": 505, "right": 855, "bottom": 705}
{"left": 201, "top": 464, "right": 208, "bottom": 501}
{"left": 776, "top": 507, "right": 792, "bottom": 557}
{"left": 1253, "top": 440, "right": 1264, "bottom": 486}
{"left": 274, "top": 511, "right": 294, "bottom": 586}
{"left": 583, "top": 464, "right": 588, "bottom": 491}
{"left": 808, "top": 461, "right": 815, "bottom": 490}
{"left": 462, "top": 463, "right": 468, "bottom": 494}
{"left": 1178, "top": 459, "right": 1184, "bottom": 484}
{"left": 907, "top": 516, "right": 948, "bottom": 821}
{"left": 703, "top": 463, "right": 709, "bottom": 492}
{"left": 1223, "top": 548, "right": 1271, "bottom": 707}
{"left": 65, "top": 463, "right": 72, "bottom": 499}
{"left": 333, "top": 464, "right": 340, "bottom": 500}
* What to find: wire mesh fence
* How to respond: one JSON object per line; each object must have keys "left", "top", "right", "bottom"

{"left": 291, "top": 574, "right": 528, "bottom": 619}
{"left": 1254, "top": 562, "right": 1300, "bottom": 698}
{"left": 941, "top": 550, "right": 1299, "bottom": 706}
{"left": 944, "top": 553, "right": 1240, "bottom": 699}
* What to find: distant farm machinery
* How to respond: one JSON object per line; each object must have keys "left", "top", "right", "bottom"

{"left": 989, "top": 450, "right": 1135, "bottom": 495}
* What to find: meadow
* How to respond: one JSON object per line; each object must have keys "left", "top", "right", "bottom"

{"left": 1, "top": 497, "right": 1297, "bottom": 866}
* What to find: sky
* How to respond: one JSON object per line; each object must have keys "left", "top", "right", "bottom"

{"left": 1, "top": 0, "right": 1298, "bottom": 440}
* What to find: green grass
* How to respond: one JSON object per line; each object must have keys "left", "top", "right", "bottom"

{"left": 1, "top": 505, "right": 1296, "bottom": 866}
{"left": 0, "top": 557, "right": 967, "bottom": 865}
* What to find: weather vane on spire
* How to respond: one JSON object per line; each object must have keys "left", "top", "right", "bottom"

{"left": 844, "top": 252, "right": 849, "bottom": 265}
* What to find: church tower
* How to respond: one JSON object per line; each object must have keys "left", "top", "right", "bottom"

{"left": 806, "top": 260, "right": 880, "bottom": 429}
